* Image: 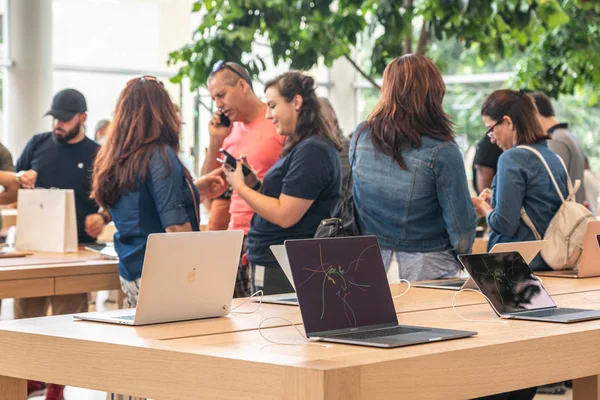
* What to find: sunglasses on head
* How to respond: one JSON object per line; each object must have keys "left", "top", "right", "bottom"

{"left": 128, "top": 75, "right": 164, "bottom": 87}
{"left": 211, "top": 61, "right": 252, "bottom": 86}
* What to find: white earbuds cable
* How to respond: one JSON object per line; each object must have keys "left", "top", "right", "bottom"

{"left": 452, "top": 288, "right": 508, "bottom": 324}
{"left": 389, "top": 279, "right": 411, "bottom": 299}
{"left": 583, "top": 292, "right": 600, "bottom": 304}
{"left": 229, "top": 290, "right": 264, "bottom": 315}
{"left": 258, "top": 317, "right": 330, "bottom": 347}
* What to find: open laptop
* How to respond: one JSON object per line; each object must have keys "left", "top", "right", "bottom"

{"left": 458, "top": 251, "right": 600, "bottom": 323}
{"left": 285, "top": 236, "right": 477, "bottom": 348}
{"left": 253, "top": 245, "right": 298, "bottom": 306}
{"left": 537, "top": 221, "right": 600, "bottom": 278}
{"left": 413, "top": 240, "right": 546, "bottom": 291}
{"left": 74, "top": 231, "right": 244, "bottom": 326}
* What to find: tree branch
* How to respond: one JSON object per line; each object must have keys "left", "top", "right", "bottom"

{"left": 416, "top": 23, "right": 428, "bottom": 54}
{"left": 344, "top": 54, "right": 381, "bottom": 90}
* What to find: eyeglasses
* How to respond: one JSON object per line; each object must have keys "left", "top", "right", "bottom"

{"left": 211, "top": 61, "right": 252, "bottom": 86}
{"left": 485, "top": 119, "right": 504, "bottom": 138}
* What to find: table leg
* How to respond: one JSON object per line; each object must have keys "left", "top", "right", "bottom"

{"left": 573, "top": 375, "right": 600, "bottom": 400}
{"left": 117, "top": 289, "right": 125, "bottom": 309}
{"left": 0, "top": 375, "right": 27, "bottom": 400}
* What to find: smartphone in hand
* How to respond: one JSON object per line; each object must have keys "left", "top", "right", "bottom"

{"left": 219, "top": 148, "right": 252, "bottom": 176}
{"left": 219, "top": 112, "right": 231, "bottom": 127}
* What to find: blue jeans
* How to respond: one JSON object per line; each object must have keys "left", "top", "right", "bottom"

{"left": 380, "top": 247, "right": 460, "bottom": 282}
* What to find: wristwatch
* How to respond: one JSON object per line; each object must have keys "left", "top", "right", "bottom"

{"left": 15, "top": 171, "right": 25, "bottom": 186}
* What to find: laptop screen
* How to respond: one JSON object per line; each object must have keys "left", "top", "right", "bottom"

{"left": 458, "top": 252, "right": 556, "bottom": 314}
{"left": 285, "top": 236, "right": 397, "bottom": 335}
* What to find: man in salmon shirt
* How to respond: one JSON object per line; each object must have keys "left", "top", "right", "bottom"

{"left": 202, "top": 61, "right": 284, "bottom": 297}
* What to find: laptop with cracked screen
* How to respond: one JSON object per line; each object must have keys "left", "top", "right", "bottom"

{"left": 458, "top": 251, "right": 600, "bottom": 323}
{"left": 285, "top": 236, "right": 476, "bottom": 348}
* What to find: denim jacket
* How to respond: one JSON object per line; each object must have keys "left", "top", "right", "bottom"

{"left": 350, "top": 125, "right": 476, "bottom": 255}
{"left": 487, "top": 140, "right": 568, "bottom": 270}
{"left": 110, "top": 146, "right": 200, "bottom": 281}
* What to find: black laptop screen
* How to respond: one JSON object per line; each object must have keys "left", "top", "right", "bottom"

{"left": 285, "top": 236, "right": 397, "bottom": 335}
{"left": 459, "top": 252, "right": 556, "bottom": 314}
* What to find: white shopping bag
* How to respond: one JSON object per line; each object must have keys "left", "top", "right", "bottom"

{"left": 16, "top": 189, "right": 78, "bottom": 253}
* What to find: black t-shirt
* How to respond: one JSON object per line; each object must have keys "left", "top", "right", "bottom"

{"left": 16, "top": 132, "right": 100, "bottom": 243}
{"left": 246, "top": 135, "right": 342, "bottom": 266}
{"left": 472, "top": 134, "right": 503, "bottom": 193}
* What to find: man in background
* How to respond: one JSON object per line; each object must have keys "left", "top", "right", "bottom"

{"left": 201, "top": 62, "right": 284, "bottom": 297}
{"left": 15, "top": 88, "right": 109, "bottom": 400}
{"left": 530, "top": 92, "right": 586, "bottom": 204}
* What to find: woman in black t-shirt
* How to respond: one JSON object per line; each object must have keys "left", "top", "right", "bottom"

{"left": 223, "top": 71, "right": 343, "bottom": 295}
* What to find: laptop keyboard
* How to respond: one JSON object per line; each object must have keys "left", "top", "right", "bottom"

{"left": 111, "top": 314, "right": 136, "bottom": 321}
{"left": 517, "top": 308, "right": 585, "bottom": 317}
{"left": 331, "top": 326, "right": 428, "bottom": 340}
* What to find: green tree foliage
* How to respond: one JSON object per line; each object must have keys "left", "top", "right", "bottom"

{"left": 512, "top": 1, "right": 600, "bottom": 99}
{"left": 168, "top": 0, "right": 596, "bottom": 96}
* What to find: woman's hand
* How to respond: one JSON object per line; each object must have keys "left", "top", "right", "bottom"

{"left": 479, "top": 188, "right": 492, "bottom": 205}
{"left": 471, "top": 196, "right": 493, "bottom": 218}
{"left": 223, "top": 155, "right": 260, "bottom": 192}
{"left": 195, "top": 172, "right": 229, "bottom": 200}
{"left": 223, "top": 159, "right": 247, "bottom": 192}
{"left": 239, "top": 156, "right": 260, "bottom": 190}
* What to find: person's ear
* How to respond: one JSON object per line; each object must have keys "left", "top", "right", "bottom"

{"left": 293, "top": 94, "right": 303, "bottom": 111}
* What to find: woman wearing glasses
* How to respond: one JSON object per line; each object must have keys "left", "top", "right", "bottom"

{"left": 223, "top": 71, "right": 342, "bottom": 295}
{"left": 471, "top": 89, "right": 567, "bottom": 272}
{"left": 91, "top": 76, "right": 227, "bottom": 308}
{"left": 350, "top": 54, "right": 476, "bottom": 281}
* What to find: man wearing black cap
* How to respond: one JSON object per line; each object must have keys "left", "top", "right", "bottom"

{"left": 14, "top": 89, "right": 108, "bottom": 400}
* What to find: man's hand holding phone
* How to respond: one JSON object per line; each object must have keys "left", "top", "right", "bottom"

{"left": 208, "top": 111, "right": 232, "bottom": 142}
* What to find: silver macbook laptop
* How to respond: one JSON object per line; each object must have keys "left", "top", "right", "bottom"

{"left": 414, "top": 240, "right": 546, "bottom": 291}
{"left": 74, "top": 231, "right": 244, "bottom": 326}
{"left": 537, "top": 221, "right": 600, "bottom": 278}
{"left": 458, "top": 252, "right": 600, "bottom": 323}
{"left": 285, "top": 236, "right": 477, "bottom": 348}
{"left": 253, "top": 245, "right": 298, "bottom": 306}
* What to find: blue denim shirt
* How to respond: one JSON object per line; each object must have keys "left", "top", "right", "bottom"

{"left": 351, "top": 125, "right": 476, "bottom": 255}
{"left": 487, "top": 140, "right": 568, "bottom": 271}
{"left": 110, "top": 146, "right": 200, "bottom": 281}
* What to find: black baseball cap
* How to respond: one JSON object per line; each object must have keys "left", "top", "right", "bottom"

{"left": 44, "top": 89, "right": 87, "bottom": 121}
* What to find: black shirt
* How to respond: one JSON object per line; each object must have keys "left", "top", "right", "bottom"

{"left": 16, "top": 132, "right": 100, "bottom": 243}
{"left": 472, "top": 134, "right": 503, "bottom": 194}
{"left": 246, "top": 136, "right": 342, "bottom": 266}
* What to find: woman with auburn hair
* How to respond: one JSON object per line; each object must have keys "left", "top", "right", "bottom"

{"left": 92, "top": 76, "right": 226, "bottom": 308}
{"left": 223, "top": 71, "right": 342, "bottom": 295}
{"left": 351, "top": 54, "right": 476, "bottom": 281}
{"left": 472, "top": 89, "right": 567, "bottom": 272}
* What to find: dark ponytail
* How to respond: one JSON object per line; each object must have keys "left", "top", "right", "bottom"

{"left": 265, "top": 71, "right": 342, "bottom": 156}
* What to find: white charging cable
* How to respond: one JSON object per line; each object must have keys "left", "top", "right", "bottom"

{"left": 258, "top": 317, "right": 331, "bottom": 347}
{"left": 583, "top": 292, "right": 600, "bottom": 304}
{"left": 452, "top": 288, "right": 508, "bottom": 324}
{"left": 389, "top": 279, "right": 411, "bottom": 299}
{"left": 229, "top": 290, "right": 264, "bottom": 315}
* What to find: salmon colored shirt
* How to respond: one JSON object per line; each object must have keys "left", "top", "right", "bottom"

{"left": 222, "top": 106, "right": 284, "bottom": 233}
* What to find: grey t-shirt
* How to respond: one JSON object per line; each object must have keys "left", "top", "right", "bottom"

{"left": 547, "top": 123, "right": 586, "bottom": 204}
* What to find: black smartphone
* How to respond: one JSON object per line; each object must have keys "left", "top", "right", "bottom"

{"left": 596, "top": 234, "right": 600, "bottom": 248}
{"left": 219, "top": 112, "right": 231, "bottom": 127}
{"left": 219, "top": 148, "right": 252, "bottom": 176}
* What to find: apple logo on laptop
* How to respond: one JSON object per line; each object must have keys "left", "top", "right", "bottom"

{"left": 187, "top": 268, "right": 196, "bottom": 283}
